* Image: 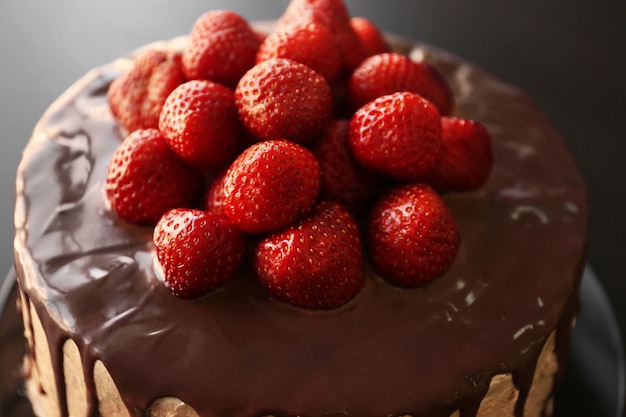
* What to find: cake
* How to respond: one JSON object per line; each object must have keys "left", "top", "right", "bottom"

{"left": 12, "top": 1, "right": 588, "bottom": 417}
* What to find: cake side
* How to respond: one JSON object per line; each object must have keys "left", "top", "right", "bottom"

{"left": 13, "top": 32, "right": 587, "bottom": 417}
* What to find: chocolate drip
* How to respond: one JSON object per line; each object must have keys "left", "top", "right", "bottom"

{"left": 13, "top": 36, "right": 588, "bottom": 417}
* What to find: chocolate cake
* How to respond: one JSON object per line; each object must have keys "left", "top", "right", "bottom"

{"left": 12, "top": 6, "right": 587, "bottom": 417}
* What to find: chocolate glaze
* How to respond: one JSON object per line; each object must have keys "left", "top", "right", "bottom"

{"left": 13, "top": 35, "right": 588, "bottom": 417}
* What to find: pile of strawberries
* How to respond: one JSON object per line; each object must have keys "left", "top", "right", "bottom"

{"left": 104, "top": 0, "right": 493, "bottom": 309}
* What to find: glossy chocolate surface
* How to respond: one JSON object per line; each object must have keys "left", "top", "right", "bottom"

{"left": 13, "top": 36, "right": 588, "bottom": 417}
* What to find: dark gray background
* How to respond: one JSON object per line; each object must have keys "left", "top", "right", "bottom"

{"left": 1, "top": 0, "right": 624, "bottom": 385}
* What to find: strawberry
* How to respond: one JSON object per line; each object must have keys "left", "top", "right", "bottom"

{"left": 368, "top": 183, "right": 460, "bottom": 287}
{"left": 312, "top": 119, "right": 384, "bottom": 215}
{"left": 277, "top": 0, "right": 365, "bottom": 72}
{"left": 256, "top": 22, "right": 341, "bottom": 83}
{"left": 350, "top": 17, "right": 390, "bottom": 59}
{"left": 428, "top": 117, "right": 493, "bottom": 192}
{"left": 348, "top": 52, "right": 454, "bottom": 115}
{"left": 349, "top": 91, "right": 442, "bottom": 181}
{"left": 105, "top": 129, "right": 202, "bottom": 225}
{"left": 107, "top": 48, "right": 184, "bottom": 133}
{"left": 203, "top": 171, "right": 227, "bottom": 217}
{"left": 235, "top": 58, "right": 332, "bottom": 144}
{"left": 153, "top": 208, "right": 246, "bottom": 299}
{"left": 222, "top": 140, "right": 321, "bottom": 235}
{"left": 182, "top": 10, "right": 261, "bottom": 88}
{"left": 159, "top": 79, "right": 243, "bottom": 172}
{"left": 255, "top": 202, "right": 363, "bottom": 309}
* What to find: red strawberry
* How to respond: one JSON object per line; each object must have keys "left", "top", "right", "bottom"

{"left": 255, "top": 202, "right": 363, "bottom": 309}
{"left": 256, "top": 22, "right": 341, "bottom": 83}
{"left": 153, "top": 208, "right": 246, "bottom": 299}
{"left": 312, "top": 119, "right": 384, "bottom": 215}
{"left": 277, "top": 0, "right": 365, "bottom": 72}
{"left": 182, "top": 10, "right": 261, "bottom": 88}
{"left": 235, "top": 58, "right": 332, "bottom": 144}
{"left": 348, "top": 52, "right": 454, "bottom": 115}
{"left": 105, "top": 129, "right": 202, "bottom": 225}
{"left": 368, "top": 183, "right": 460, "bottom": 287}
{"left": 107, "top": 48, "right": 184, "bottom": 133}
{"left": 350, "top": 17, "right": 390, "bottom": 58}
{"left": 349, "top": 92, "right": 442, "bottom": 181}
{"left": 203, "top": 171, "right": 227, "bottom": 217}
{"left": 159, "top": 79, "right": 243, "bottom": 172}
{"left": 222, "top": 140, "right": 321, "bottom": 235}
{"left": 428, "top": 117, "right": 493, "bottom": 192}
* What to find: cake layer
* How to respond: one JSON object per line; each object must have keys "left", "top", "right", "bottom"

{"left": 18, "top": 296, "right": 561, "bottom": 417}
{"left": 13, "top": 35, "right": 588, "bottom": 417}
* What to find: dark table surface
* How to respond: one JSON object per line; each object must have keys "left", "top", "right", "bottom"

{"left": 0, "top": 0, "right": 624, "bottom": 414}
